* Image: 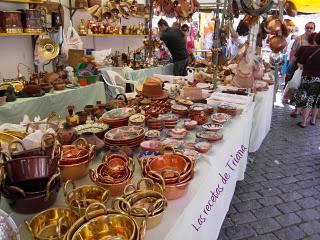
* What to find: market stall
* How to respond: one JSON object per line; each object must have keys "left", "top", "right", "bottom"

{"left": 0, "top": 82, "right": 106, "bottom": 125}
{"left": 0, "top": 101, "right": 255, "bottom": 240}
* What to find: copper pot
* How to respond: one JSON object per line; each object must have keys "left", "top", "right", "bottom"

{"left": 2, "top": 152, "right": 58, "bottom": 185}
{"left": 59, "top": 138, "right": 93, "bottom": 165}
{"left": 90, "top": 168, "right": 134, "bottom": 197}
{"left": 21, "top": 9, "right": 42, "bottom": 33}
{"left": 1, "top": 172, "right": 60, "bottom": 214}
{"left": 269, "top": 35, "right": 287, "bottom": 53}
{"left": 0, "top": 11, "right": 23, "bottom": 33}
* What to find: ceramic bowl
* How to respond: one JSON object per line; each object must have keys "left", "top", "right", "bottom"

{"left": 140, "top": 140, "right": 163, "bottom": 152}
{"left": 194, "top": 141, "right": 212, "bottom": 153}
{"left": 202, "top": 123, "right": 223, "bottom": 132}
{"left": 184, "top": 119, "right": 198, "bottom": 130}
{"left": 145, "top": 130, "right": 161, "bottom": 140}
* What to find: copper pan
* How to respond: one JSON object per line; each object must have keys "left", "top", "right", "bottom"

{"left": 59, "top": 145, "right": 95, "bottom": 181}
{"left": 89, "top": 167, "right": 134, "bottom": 197}
{"left": 59, "top": 140, "right": 91, "bottom": 165}
{"left": 147, "top": 170, "right": 192, "bottom": 200}
{"left": 1, "top": 151, "right": 58, "bottom": 185}
{"left": 0, "top": 172, "right": 60, "bottom": 214}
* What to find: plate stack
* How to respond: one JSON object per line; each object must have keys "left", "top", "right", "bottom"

{"left": 104, "top": 126, "right": 145, "bottom": 148}
{"left": 99, "top": 108, "right": 135, "bottom": 128}
{"left": 217, "top": 103, "right": 238, "bottom": 117}
{"left": 158, "top": 113, "right": 179, "bottom": 129}
{"left": 147, "top": 118, "right": 164, "bottom": 130}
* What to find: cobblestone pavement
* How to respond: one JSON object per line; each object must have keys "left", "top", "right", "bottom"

{"left": 218, "top": 104, "right": 320, "bottom": 240}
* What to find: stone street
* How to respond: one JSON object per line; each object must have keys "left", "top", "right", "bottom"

{"left": 219, "top": 104, "right": 320, "bottom": 240}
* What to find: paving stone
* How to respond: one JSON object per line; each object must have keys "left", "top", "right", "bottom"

{"left": 278, "top": 192, "right": 303, "bottom": 202}
{"left": 298, "top": 179, "right": 320, "bottom": 188}
{"left": 280, "top": 177, "right": 298, "bottom": 185}
{"left": 275, "top": 225, "right": 306, "bottom": 240}
{"left": 234, "top": 200, "right": 263, "bottom": 213}
{"left": 253, "top": 206, "right": 282, "bottom": 219}
{"left": 278, "top": 183, "right": 301, "bottom": 193}
{"left": 276, "top": 201, "right": 301, "bottom": 214}
{"left": 224, "top": 225, "right": 256, "bottom": 240}
{"left": 217, "top": 231, "right": 229, "bottom": 240}
{"left": 238, "top": 183, "right": 264, "bottom": 194}
{"left": 248, "top": 233, "right": 279, "bottom": 240}
{"left": 238, "top": 192, "right": 262, "bottom": 201}
{"left": 222, "top": 217, "right": 234, "bottom": 228}
{"left": 299, "top": 221, "right": 320, "bottom": 235}
{"left": 258, "top": 187, "right": 282, "bottom": 197}
{"left": 296, "top": 209, "right": 320, "bottom": 221}
{"left": 263, "top": 172, "right": 284, "bottom": 180}
{"left": 296, "top": 197, "right": 320, "bottom": 209}
{"left": 258, "top": 196, "right": 283, "bottom": 207}
{"left": 231, "top": 211, "right": 257, "bottom": 225}
{"left": 275, "top": 213, "right": 302, "bottom": 227}
{"left": 304, "top": 234, "right": 320, "bottom": 240}
{"left": 297, "top": 187, "right": 319, "bottom": 197}
{"left": 250, "top": 218, "right": 282, "bottom": 234}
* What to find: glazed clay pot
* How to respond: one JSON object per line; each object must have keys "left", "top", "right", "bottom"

{"left": 57, "top": 123, "right": 79, "bottom": 145}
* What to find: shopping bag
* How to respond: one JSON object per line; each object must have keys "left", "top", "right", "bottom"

{"left": 66, "top": 21, "right": 83, "bottom": 50}
{"left": 282, "top": 68, "right": 302, "bottom": 102}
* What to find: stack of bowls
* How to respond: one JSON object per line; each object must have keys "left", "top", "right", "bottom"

{"left": 145, "top": 130, "right": 161, "bottom": 141}
{"left": 140, "top": 146, "right": 195, "bottom": 200}
{"left": 0, "top": 135, "right": 61, "bottom": 214}
{"left": 115, "top": 178, "right": 168, "bottom": 229}
{"left": 99, "top": 107, "right": 135, "bottom": 128}
{"left": 64, "top": 180, "right": 110, "bottom": 216}
{"left": 217, "top": 103, "right": 238, "bottom": 117}
{"left": 140, "top": 140, "right": 163, "bottom": 152}
{"left": 211, "top": 113, "right": 232, "bottom": 125}
{"left": 58, "top": 138, "right": 96, "bottom": 181}
{"left": 189, "top": 104, "right": 210, "bottom": 125}
{"left": 63, "top": 203, "right": 146, "bottom": 240}
{"left": 158, "top": 113, "right": 179, "bottom": 129}
{"left": 147, "top": 118, "right": 164, "bottom": 130}
{"left": 104, "top": 126, "right": 145, "bottom": 148}
{"left": 89, "top": 153, "right": 135, "bottom": 196}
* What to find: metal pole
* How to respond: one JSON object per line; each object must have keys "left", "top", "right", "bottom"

{"left": 148, "top": 0, "right": 154, "bottom": 58}
{"left": 212, "top": 0, "right": 221, "bottom": 89}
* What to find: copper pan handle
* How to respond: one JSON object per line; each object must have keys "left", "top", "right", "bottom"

{"left": 24, "top": 220, "right": 34, "bottom": 237}
{"left": 45, "top": 171, "right": 60, "bottom": 202}
{"left": 153, "top": 198, "right": 167, "bottom": 213}
{"left": 47, "top": 112, "right": 61, "bottom": 127}
{"left": 127, "top": 157, "right": 135, "bottom": 172}
{"left": 56, "top": 216, "right": 66, "bottom": 240}
{"left": 40, "top": 132, "right": 56, "bottom": 151}
{"left": 8, "top": 140, "right": 25, "bottom": 156}
{"left": 161, "top": 144, "right": 176, "bottom": 154}
{"left": 147, "top": 170, "right": 166, "bottom": 191}
{"left": 101, "top": 189, "right": 110, "bottom": 203}
{"left": 111, "top": 197, "right": 131, "bottom": 214}
{"left": 88, "top": 145, "right": 96, "bottom": 161}
{"left": 73, "top": 138, "right": 88, "bottom": 150}
{"left": 137, "top": 177, "right": 155, "bottom": 191}
{"left": 138, "top": 207, "right": 148, "bottom": 240}
{"left": 0, "top": 151, "right": 11, "bottom": 163}
{"left": 89, "top": 169, "right": 97, "bottom": 183}
{"left": 63, "top": 180, "right": 76, "bottom": 197}
{"left": 85, "top": 202, "right": 107, "bottom": 221}
{"left": 7, "top": 186, "right": 26, "bottom": 198}
{"left": 161, "top": 169, "right": 181, "bottom": 183}
{"left": 123, "top": 183, "right": 136, "bottom": 196}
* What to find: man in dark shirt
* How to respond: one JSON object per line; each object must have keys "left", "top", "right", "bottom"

{"left": 158, "top": 19, "right": 189, "bottom": 76}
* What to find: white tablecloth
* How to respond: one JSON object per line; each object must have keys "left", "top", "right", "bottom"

{"left": 0, "top": 82, "right": 107, "bottom": 125}
{"left": 0, "top": 102, "right": 255, "bottom": 240}
{"left": 249, "top": 85, "right": 274, "bottom": 152}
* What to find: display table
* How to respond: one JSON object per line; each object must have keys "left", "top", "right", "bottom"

{"left": 0, "top": 82, "right": 107, "bottom": 125}
{"left": 249, "top": 85, "right": 274, "bottom": 152}
{"left": 0, "top": 102, "right": 255, "bottom": 240}
{"left": 125, "top": 64, "right": 174, "bottom": 84}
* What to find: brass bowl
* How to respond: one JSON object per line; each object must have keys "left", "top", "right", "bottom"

{"left": 25, "top": 208, "right": 79, "bottom": 240}
{"left": 64, "top": 203, "right": 144, "bottom": 240}
{"left": 38, "top": 38, "right": 60, "bottom": 60}
{"left": 64, "top": 180, "right": 110, "bottom": 216}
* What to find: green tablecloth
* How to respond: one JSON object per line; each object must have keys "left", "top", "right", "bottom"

{"left": 0, "top": 82, "right": 107, "bottom": 124}
{"left": 125, "top": 64, "right": 174, "bottom": 84}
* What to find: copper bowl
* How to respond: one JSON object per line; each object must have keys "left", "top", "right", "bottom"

{"left": 269, "top": 35, "right": 287, "bottom": 53}
{"left": 2, "top": 153, "right": 58, "bottom": 185}
{"left": 90, "top": 168, "right": 134, "bottom": 197}
{"left": 60, "top": 145, "right": 90, "bottom": 165}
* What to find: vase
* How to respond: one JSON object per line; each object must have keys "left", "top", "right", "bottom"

{"left": 57, "top": 123, "right": 79, "bottom": 145}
